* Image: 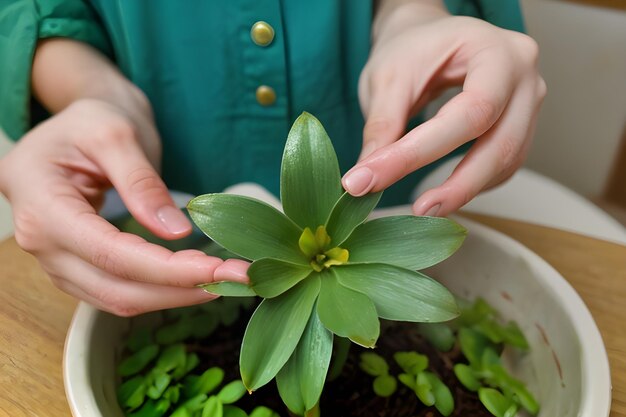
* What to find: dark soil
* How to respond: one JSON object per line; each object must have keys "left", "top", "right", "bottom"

{"left": 187, "top": 309, "right": 492, "bottom": 417}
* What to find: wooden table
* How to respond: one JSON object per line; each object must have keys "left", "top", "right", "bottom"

{"left": 0, "top": 214, "right": 625, "bottom": 417}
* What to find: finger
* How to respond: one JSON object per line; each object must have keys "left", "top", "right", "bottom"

{"left": 46, "top": 191, "right": 250, "bottom": 287}
{"left": 358, "top": 72, "right": 412, "bottom": 161}
{"left": 413, "top": 80, "right": 543, "bottom": 216}
{"left": 77, "top": 121, "right": 192, "bottom": 239}
{"left": 47, "top": 262, "right": 219, "bottom": 317}
{"left": 343, "top": 52, "right": 515, "bottom": 197}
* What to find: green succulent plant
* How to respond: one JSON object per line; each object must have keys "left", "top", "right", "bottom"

{"left": 187, "top": 112, "right": 467, "bottom": 416}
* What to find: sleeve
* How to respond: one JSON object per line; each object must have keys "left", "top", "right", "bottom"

{"left": 0, "top": 0, "right": 111, "bottom": 141}
{"left": 443, "top": 0, "right": 526, "bottom": 33}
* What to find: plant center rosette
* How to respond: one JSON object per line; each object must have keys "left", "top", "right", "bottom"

{"left": 187, "top": 112, "right": 467, "bottom": 416}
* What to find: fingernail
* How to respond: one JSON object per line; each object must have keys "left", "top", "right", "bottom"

{"left": 343, "top": 167, "right": 375, "bottom": 196}
{"left": 214, "top": 259, "right": 250, "bottom": 283}
{"left": 424, "top": 204, "right": 441, "bottom": 217}
{"left": 157, "top": 206, "right": 192, "bottom": 235}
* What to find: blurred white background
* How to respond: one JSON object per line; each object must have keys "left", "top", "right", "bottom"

{"left": 1, "top": 0, "right": 625, "bottom": 240}
{"left": 521, "top": 0, "right": 626, "bottom": 197}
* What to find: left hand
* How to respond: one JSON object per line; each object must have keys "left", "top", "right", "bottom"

{"left": 342, "top": 1, "right": 546, "bottom": 216}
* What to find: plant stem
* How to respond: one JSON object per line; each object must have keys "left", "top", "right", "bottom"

{"left": 304, "top": 403, "right": 321, "bottom": 417}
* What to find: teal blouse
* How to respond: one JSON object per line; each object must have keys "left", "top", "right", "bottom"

{"left": 0, "top": 0, "right": 524, "bottom": 206}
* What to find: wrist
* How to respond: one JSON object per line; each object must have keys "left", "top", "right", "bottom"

{"left": 32, "top": 39, "right": 153, "bottom": 121}
{"left": 84, "top": 76, "right": 153, "bottom": 122}
{"left": 372, "top": 0, "right": 449, "bottom": 45}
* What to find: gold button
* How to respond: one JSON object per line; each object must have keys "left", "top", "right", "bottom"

{"left": 250, "top": 21, "right": 275, "bottom": 47}
{"left": 256, "top": 85, "right": 276, "bottom": 106}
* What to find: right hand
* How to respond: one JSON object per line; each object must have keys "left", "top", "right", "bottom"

{"left": 0, "top": 98, "right": 249, "bottom": 316}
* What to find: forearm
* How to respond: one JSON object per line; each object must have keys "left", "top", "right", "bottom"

{"left": 373, "top": 0, "right": 449, "bottom": 45}
{"left": 32, "top": 38, "right": 150, "bottom": 118}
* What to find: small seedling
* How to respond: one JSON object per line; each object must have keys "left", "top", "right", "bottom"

{"left": 453, "top": 299, "right": 540, "bottom": 417}
{"left": 356, "top": 298, "right": 538, "bottom": 417}
{"left": 394, "top": 352, "right": 454, "bottom": 416}
{"left": 117, "top": 299, "right": 281, "bottom": 417}
{"left": 359, "top": 352, "right": 397, "bottom": 397}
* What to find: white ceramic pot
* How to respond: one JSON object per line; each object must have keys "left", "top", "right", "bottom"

{"left": 64, "top": 188, "right": 611, "bottom": 417}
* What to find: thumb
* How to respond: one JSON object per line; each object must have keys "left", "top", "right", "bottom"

{"left": 83, "top": 126, "right": 192, "bottom": 239}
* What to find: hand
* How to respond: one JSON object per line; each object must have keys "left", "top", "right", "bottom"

{"left": 0, "top": 99, "right": 248, "bottom": 316}
{"left": 343, "top": 2, "right": 546, "bottom": 216}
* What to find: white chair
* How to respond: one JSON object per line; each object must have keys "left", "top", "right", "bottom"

{"left": 413, "top": 156, "right": 626, "bottom": 245}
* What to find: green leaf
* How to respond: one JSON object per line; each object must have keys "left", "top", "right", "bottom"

{"left": 482, "top": 347, "right": 502, "bottom": 368}
{"left": 249, "top": 258, "right": 313, "bottom": 298}
{"left": 200, "top": 281, "right": 257, "bottom": 297}
{"left": 501, "top": 322, "right": 530, "bottom": 350}
{"left": 479, "top": 388, "right": 515, "bottom": 417}
{"left": 317, "top": 271, "right": 380, "bottom": 347}
{"left": 276, "top": 363, "right": 304, "bottom": 415}
{"left": 146, "top": 371, "right": 172, "bottom": 400}
{"left": 241, "top": 276, "right": 321, "bottom": 391}
{"left": 170, "top": 394, "right": 208, "bottom": 417}
{"left": 415, "top": 372, "right": 435, "bottom": 406}
{"left": 459, "top": 297, "right": 498, "bottom": 326}
{"left": 155, "top": 344, "right": 186, "bottom": 373}
{"left": 118, "top": 375, "right": 146, "bottom": 410}
{"left": 155, "top": 319, "right": 193, "bottom": 345}
{"left": 459, "top": 327, "right": 492, "bottom": 367}
{"left": 504, "top": 403, "right": 520, "bottom": 417}
{"left": 325, "top": 192, "right": 382, "bottom": 245}
{"left": 169, "top": 407, "right": 192, "bottom": 417}
{"left": 398, "top": 373, "right": 416, "bottom": 390}
{"left": 202, "top": 396, "right": 223, "bottom": 417}
{"left": 217, "top": 380, "right": 247, "bottom": 404}
{"left": 128, "top": 399, "right": 171, "bottom": 417}
{"left": 185, "top": 393, "right": 209, "bottom": 411}
{"left": 163, "top": 385, "right": 180, "bottom": 403}
{"left": 491, "top": 367, "right": 539, "bottom": 415}
{"left": 172, "top": 353, "right": 200, "bottom": 380}
{"left": 423, "top": 372, "right": 454, "bottom": 417}
{"left": 393, "top": 352, "right": 428, "bottom": 375}
{"left": 250, "top": 406, "right": 280, "bottom": 417}
{"left": 224, "top": 405, "right": 250, "bottom": 417}
{"left": 417, "top": 323, "right": 456, "bottom": 352}
{"left": 342, "top": 216, "right": 466, "bottom": 270}
{"left": 118, "top": 344, "right": 159, "bottom": 377}
{"left": 453, "top": 364, "right": 481, "bottom": 392}
{"left": 511, "top": 383, "right": 539, "bottom": 415}
{"left": 281, "top": 112, "right": 343, "bottom": 230}
{"left": 188, "top": 194, "right": 306, "bottom": 264}
{"left": 276, "top": 307, "right": 333, "bottom": 414}
{"left": 183, "top": 367, "right": 224, "bottom": 398}
{"left": 333, "top": 264, "right": 459, "bottom": 323}
{"left": 359, "top": 352, "right": 389, "bottom": 376}
{"left": 484, "top": 364, "right": 509, "bottom": 391}
{"left": 475, "top": 319, "right": 505, "bottom": 344}
{"left": 373, "top": 374, "right": 397, "bottom": 397}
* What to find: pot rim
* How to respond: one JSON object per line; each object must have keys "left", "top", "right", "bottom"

{"left": 63, "top": 213, "right": 612, "bottom": 417}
